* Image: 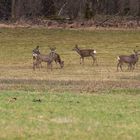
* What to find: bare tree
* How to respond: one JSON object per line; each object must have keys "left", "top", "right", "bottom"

{"left": 11, "top": 0, "right": 16, "bottom": 19}
{"left": 0, "top": 0, "right": 140, "bottom": 20}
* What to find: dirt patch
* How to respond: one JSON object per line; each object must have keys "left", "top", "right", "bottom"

{"left": 0, "top": 78, "right": 139, "bottom": 93}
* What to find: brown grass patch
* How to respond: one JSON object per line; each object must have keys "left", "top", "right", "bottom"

{"left": 0, "top": 78, "right": 139, "bottom": 93}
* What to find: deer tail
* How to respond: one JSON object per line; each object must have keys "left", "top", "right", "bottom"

{"left": 93, "top": 50, "right": 96, "bottom": 54}
{"left": 117, "top": 56, "right": 120, "bottom": 61}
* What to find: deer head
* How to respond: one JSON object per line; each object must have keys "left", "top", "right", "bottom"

{"left": 36, "top": 46, "right": 39, "bottom": 49}
{"left": 133, "top": 49, "right": 140, "bottom": 55}
{"left": 49, "top": 47, "right": 56, "bottom": 52}
{"left": 72, "top": 44, "right": 79, "bottom": 51}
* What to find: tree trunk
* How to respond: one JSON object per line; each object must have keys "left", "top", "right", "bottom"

{"left": 11, "top": 0, "right": 16, "bottom": 19}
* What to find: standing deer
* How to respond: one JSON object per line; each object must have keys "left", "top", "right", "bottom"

{"left": 32, "top": 46, "right": 40, "bottom": 60}
{"left": 32, "top": 47, "right": 64, "bottom": 70}
{"left": 73, "top": 44, "right": 97, "bottom": 65}
{"left": 117, "top": 49, "right": 140, "bottom": 71}
{"left": 33, "top": 53, "right": 53, "bottom": 71}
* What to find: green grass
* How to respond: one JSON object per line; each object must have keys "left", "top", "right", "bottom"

{"left": 0, "top": 89, "right": 140, "bottom": 140}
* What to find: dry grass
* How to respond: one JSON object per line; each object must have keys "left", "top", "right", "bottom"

{"left": 0, "top": 28, "right": 140, "bottom": 92}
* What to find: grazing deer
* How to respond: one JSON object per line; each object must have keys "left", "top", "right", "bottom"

{"left": 117, "top": 49, "right": 140, "bottom": 71}
{"left": 73, "top": 44, "right": 97, "bottom": 65}
{"left": 33, "top": 51, "right": 64, "bottom": 70}
{"left": 49, "top": 47, "right": 64, "bottom": 68}
{"left": 49, "top": 52, "right": 64, "bottom": 68}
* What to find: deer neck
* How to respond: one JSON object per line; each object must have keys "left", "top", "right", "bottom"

{"left": 134, "top": 53, "right": 138, "bottom": 58}
{"left": 75, "top": 48, "right": 81, "bottom": 55}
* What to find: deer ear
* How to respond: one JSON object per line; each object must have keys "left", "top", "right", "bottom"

{"left": 133, "top": 49, "right": 138, "bottom": 54}
{"left": 49, "top": 46, "right": 52, "bottom": 50}
{"left": 54, "top": 47, "right": 56, "bottom": 50}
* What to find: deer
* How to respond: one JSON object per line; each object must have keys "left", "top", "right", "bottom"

{"left": 32, "top": 47, "right": 64, "bottom": 70}
{"left": 73, "top": 44, "right": 97, "bottom": 65}
{"left": 32, "top": 46, "right": 40, "bottom": 60}
{"left": 33, "top": 53, "right": 53, "bottom": 71}
{"left": 49, "top": 47, "right": 64, "bottom": 68}
{"left": 117, "top": 49, "right": 140, "bottom": 71}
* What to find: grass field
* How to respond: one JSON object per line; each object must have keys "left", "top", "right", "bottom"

{"left": 0, "top": 27, "right": 140, "bottom": 139}
{"left": 0, "top": 89, "right": 140, "bottom": 140}
{"left": 0, "top": 28, "right": 140, "bottom": 91}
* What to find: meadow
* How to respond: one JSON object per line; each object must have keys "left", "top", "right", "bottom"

{"left": 0, "top": 27, "right": 140, "bottom": 139}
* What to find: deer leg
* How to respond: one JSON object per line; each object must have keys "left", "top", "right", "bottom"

{"left": 127, "top": 63, "right": 133, "bottom": 71}
{"left": 128, "top": 64, "right": 132, "bottom": 71}
{"left": 127, "top": 64, "right": 130, "bottom": 71}
{"left": 47, "top": 62, "right": 53, "bottom": 71}
{"left": 117, "top": 62, "right": 123, "bottom": 71}
{"left": 130, "top": 63, "right": 134, "bottom": 71}
{"left": 80, "top": 57, "right": 84, "bottom": 64}
{"left": 55, "top": 60, "right": 58, "bottom": 67}
{"left": 135, "top": 62, "right": 138, "bottom": 68}
{"left": 92, "top": 55, "right": 98, "bottom": 66}
{"left": 95, "top": 58, "right": 98, "bottom": 66}
{"left": 132, "top": 64, "right": 136, "bottom": 71}
{"left": 120, "top": 64, "right": 123, "bottom": 71}
{"left": 117, "top": 62, "right": 120, "bottom": 71}
{"left": 82, "top": 58, "right": 84, "bottom": 64}
{"left": 80, "top": 57, "right": 82, "bottom": 64}
{"left": 40, "top": 62, "right": 43, "bottom": 68}
{"left": 131, "top": 64, "right": 134, "bottom": 71}
{"left": 92, "top": 56, "right": 95, "bottom": 65}
{"left": 47, "top": 63, "right": 49, "bottom": 71}
{"left": 33, "top": 61, "right": 36, "bottom": 70}
{"left": 59, "top": 61, "right": 64, "bottom": 69}
{"left": 49, "top": 62, "right": 53, "bottom": 71}
{"left": 33, "top": 60, "right": 39, "bottom": 71}
{"left": 50, "top": 63, "right": 53, "bottom": 71}
{"left": 59, "top": 61, "right": 62, "bottom": 68}
{"left": 38, "top": 62, "right": 41, "bottom": 71}
{"left": 37, "top": 60, "right": 42, "bottom": 70}
{"left": 117, "top": 61, "right": 123, "bottom": 72}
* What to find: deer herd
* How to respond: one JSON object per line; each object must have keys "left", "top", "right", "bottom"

{"left": 32, "top": 45, "right": 140, "bottom": 72}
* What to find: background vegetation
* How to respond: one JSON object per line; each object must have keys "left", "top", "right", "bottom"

{"left": 0, "top": 0, "right": 140, "bottom": 20}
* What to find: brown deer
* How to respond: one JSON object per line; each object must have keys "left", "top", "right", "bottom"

{"left": 117, "top": 49, "right": 140, "bottom": 71}
{"left": 73, "top": 44, "right": 97, "bottom": 65}
{"left": 32, "top": 46, "right": 40, "bottom": 60}
{"left": 33, "top": 48, "right": 64, "bottom": 70}
{"left": 33, "top": 54, "right": 53, "bottom": 71}
{"left": 49, "top": 47, "right": 64, "bottom": 68}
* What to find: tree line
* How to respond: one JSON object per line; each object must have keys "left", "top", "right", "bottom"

{"left": 0, "top": 0, "right": 140, "bottom": 21}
